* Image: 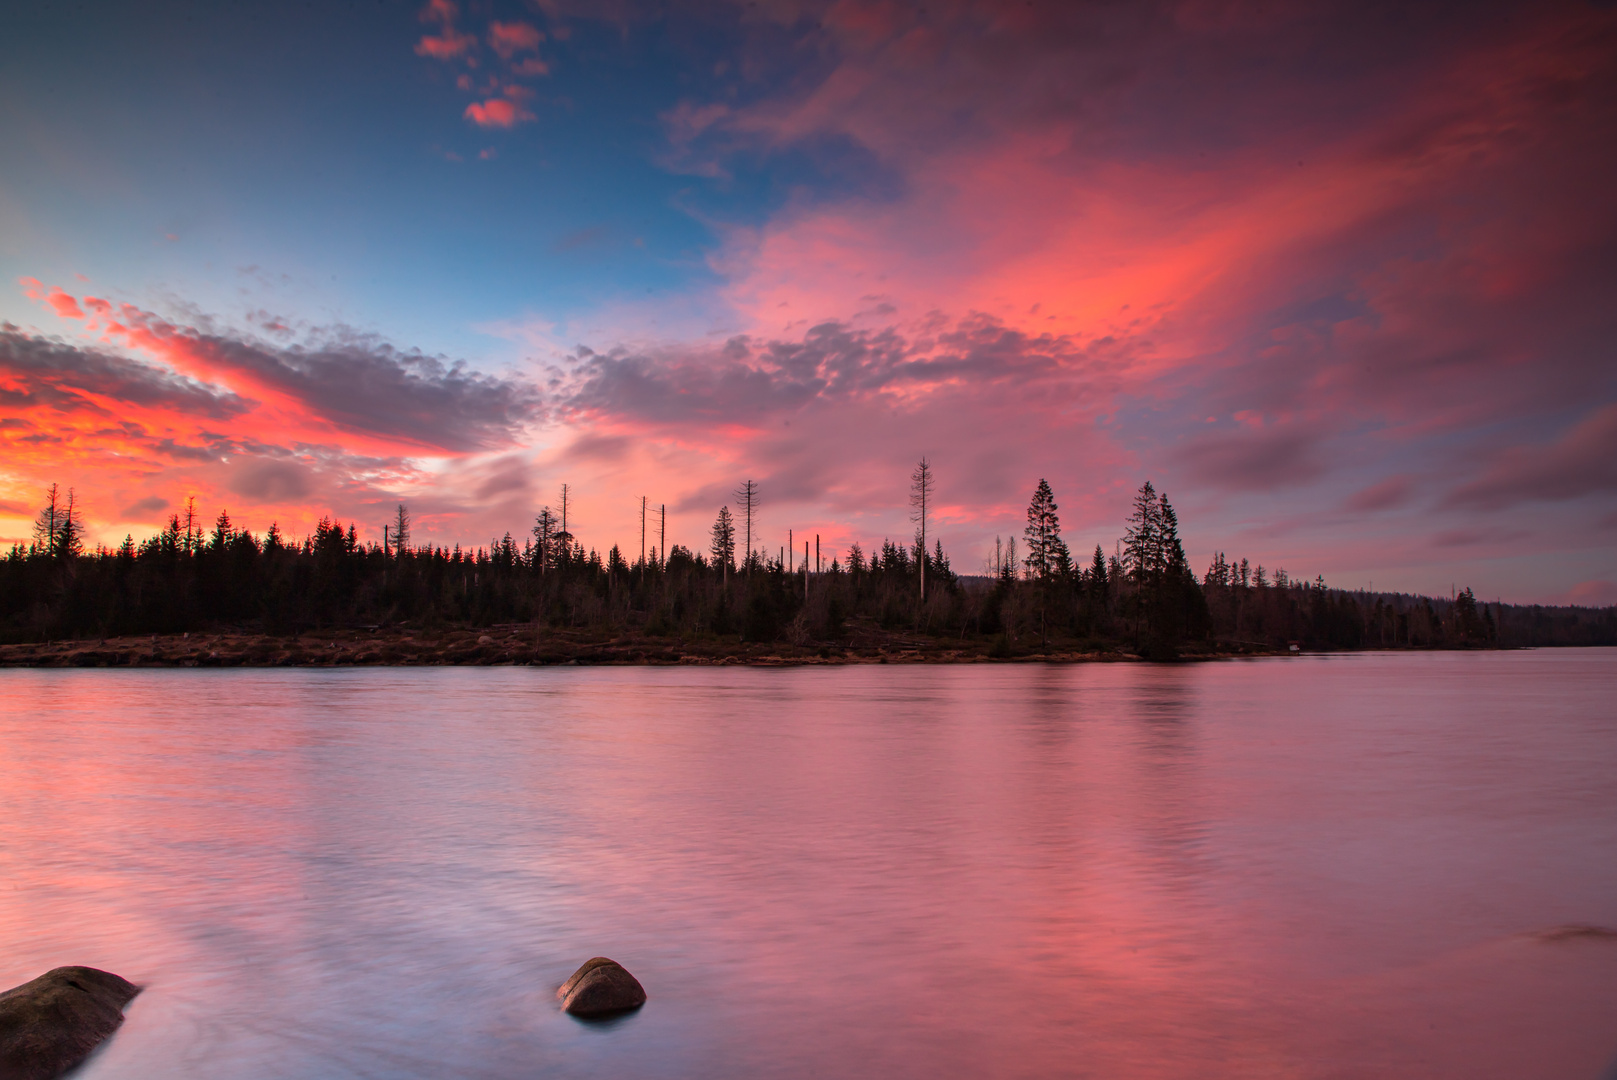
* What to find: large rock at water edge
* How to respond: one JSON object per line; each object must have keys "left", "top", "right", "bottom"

{"left": 0, "top": 966, "right": 141, "bottom": 1080}
{"left": 558, "top": 957, "right": 646, "bottom": 1016}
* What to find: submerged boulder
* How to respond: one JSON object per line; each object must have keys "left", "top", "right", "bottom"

{"left": 557, "top": 957, "right": 646, "bottom": 1017}
{"left": 0, "top": 966, "right": 141, "bottom": 1080}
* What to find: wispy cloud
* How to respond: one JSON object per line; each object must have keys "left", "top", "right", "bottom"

{"left": 1172, "top": 425, "right": 1330, "bottom": 492}
{"left": 1447, "top": 406, "right": 1617, "bottom": 510}
{"left": 1345, "top": 476, "right": 1415, "bottom": 513}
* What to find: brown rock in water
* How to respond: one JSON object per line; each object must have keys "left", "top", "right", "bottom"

{"left": 557, "top": 957, "right": 646, "bottom": 1017}
{"left": 0, "top": 967, "right": 141, "bottom": 1080}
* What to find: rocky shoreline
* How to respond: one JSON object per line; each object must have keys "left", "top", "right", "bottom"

{"left": 0, "top": 626, "right": 1284, "bottom": 668}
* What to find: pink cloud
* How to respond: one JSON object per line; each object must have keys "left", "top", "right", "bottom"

{"left": 667, "top": 9, "right": 1606, "bottom": 436}
{"left": 416, "top": 29, "right": 476, "bottom": 60}
{"left": 17, "top": 3, "right": 1616, "bottom": 600}
{"left": 510, "top": 57, "right": 550, "bottom": 77}
{"left": 488, "top": 20, "right": 543, "bottom": 59}
{"left": 415, "top": 0, "right": 474, "bottom": 60}
{"left": 478, "top": 0, "right": 1616, "bottom": 597}
{"left": 66, "top": 300, "right": 537, "bottom": 453}
{"left": 464, "top": 97, "right": 534, "bottom": 128}
{"left": 0, "top": 292, "right": 551, "bottom": 552}
{"left": 671, "top": 1, "right": 1615, "bottom": 391}
{"left": 46, "top": 287, "right": 85, "bottom": 319}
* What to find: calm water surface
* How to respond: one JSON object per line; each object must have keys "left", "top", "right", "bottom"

{"left": 2, "top": 651, "right": 1615, "bottom": 1079}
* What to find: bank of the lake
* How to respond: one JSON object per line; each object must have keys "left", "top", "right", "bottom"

{"left": 0, "top": 625, "right": 1402, "bottom": 667}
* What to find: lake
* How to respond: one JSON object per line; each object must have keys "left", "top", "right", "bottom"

{"left": 2, "top": 651, "right": 1615, "bottom": 1079}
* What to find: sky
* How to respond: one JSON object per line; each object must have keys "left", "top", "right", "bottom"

{"left": 2, "top": 0, "right": 1614, "bottom": 604}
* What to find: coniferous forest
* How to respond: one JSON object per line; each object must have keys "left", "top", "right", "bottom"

{"left": 2, "top": 474, "right": 1612, "bottom": 662}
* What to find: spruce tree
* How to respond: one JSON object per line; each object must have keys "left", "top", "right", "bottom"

{"left": 54, "top": 487, "right": 85, "bottom": 560}
{"left": 1157, "top": 492, "right": 1186, "bottom": 578}
{"left": 1122, "top": 481, "right": 1160, "bottom": 583}
{"left": 532, "top": 507, "right": 558, "bottom": 575}
{"left": 710, "top": 506, "right": 736, "bottom": 584}
{"left": 1022, "top": 478, "right": 1070, "bottom": 645}
{"left": 1088, "top": 543, "right": 1110, "bottom": 633}
{"left": 211, "top": 510, "right": 233, "bottom": 552}
{"left": 1022, "top": 479, "right": 1067, "bottom": 581}
{"left": 392, "top": 504, "right": 411, "bottom": 559}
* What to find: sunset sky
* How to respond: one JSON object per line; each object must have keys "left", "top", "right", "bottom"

{"left": 3, "top": 0, "right": 1614, "bottom": 603}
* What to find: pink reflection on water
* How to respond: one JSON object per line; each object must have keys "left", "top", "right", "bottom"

{"left": 1, "top": 652, "right": 1615, "bottom": 1079}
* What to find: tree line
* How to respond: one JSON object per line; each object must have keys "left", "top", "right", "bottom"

{"left": 3, "top": 471, "right": 1611, "bottom": 653}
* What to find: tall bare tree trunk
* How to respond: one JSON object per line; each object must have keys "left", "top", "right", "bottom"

{"left": 735, "top": 480, "right": 758, "bottom": 572}
{"left": 910, "top": 457, "right": 933, "bottom": 604}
